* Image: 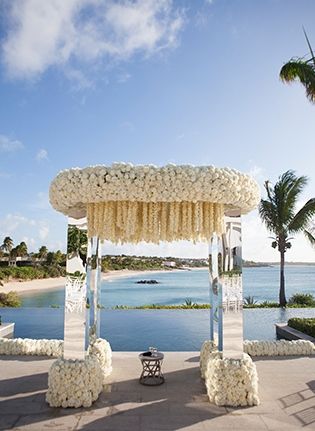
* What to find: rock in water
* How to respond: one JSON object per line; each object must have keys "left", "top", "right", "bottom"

{"left": 135, "top": 280, "right": 159, "bottom": 284}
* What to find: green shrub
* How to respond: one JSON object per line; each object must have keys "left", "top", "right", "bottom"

{"left": 0, "top": 291, "right": 21, "bottom": 307}
{"left": 113, "top": 303, "right": 211, "bottom": 310}
{"left": 288, "top": 293, "right": 315, "bottom": 307}
{"left": 259, "top": 301, "right": 281, "bottom": 308}
{"left": 288, "top": 317, "right": 315, "bottom": 338}
{"left": 243, "top": 301, "right": 280, "bottom": 308}
{"left": 0, "top": 265, "right": 66, "bottom": 282}
{"left": 244, "top": 296, "right": 257, "bottom": 306}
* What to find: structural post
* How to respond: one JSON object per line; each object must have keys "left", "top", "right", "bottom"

{"left": 64, "top": 217, "right": 88, "bottom": 360}
{"left": 209, "top": 211, "right": 243, "bottom": 359}
{"left": 87, "top": 236, "right": 102, "bottom": 343}
{"left": 209, "top": 234, "right": 221, "bottom": 347}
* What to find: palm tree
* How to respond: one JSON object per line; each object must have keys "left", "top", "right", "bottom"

{"left": 38, "top": 245, "right": 48, "bottom": 260}
{"left": 16, "top": 241, "right": 28, "bottom": 257}
{"left": 259, "top": 170, "right": 315, "bottom": 306}
{"left": 280, "top": 29, "right": 315, "bottom": 103}
{"left": 1, "top": 237, "right": 14, "bottom": 265}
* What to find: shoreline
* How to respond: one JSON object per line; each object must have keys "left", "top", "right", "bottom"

{"left": 0, "top": 268, "right": 204, "bottom": 296}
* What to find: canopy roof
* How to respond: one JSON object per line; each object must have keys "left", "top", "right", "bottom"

{"left": 49, "top": 163, "right": 260, "bottom": 243}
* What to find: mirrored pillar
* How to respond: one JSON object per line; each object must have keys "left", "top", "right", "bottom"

{"left": 209, "top": 211, "right": 243, "bottom": 359}
{"left": 64, "top": 217, "right": 88, "bottom": 360}
{"left": 208, "top": 234, "right": 223, "bottom": 350}
{"left": 87, "top": 236, "right": 102, "bottom": 343}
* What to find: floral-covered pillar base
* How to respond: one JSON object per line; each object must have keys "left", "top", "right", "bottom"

{"left": 46, "top": 357, "right": 103, "bottom": 408}
{"left": 205, "top": 351, "right": 259, "bottom": 407}
{"left": 200, "top": 340, "right": 217, "bottom": 379}
{"left": 88, "top": 338, "right": 112, "bottom": 384}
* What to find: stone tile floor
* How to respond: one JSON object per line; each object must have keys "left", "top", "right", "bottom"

{"left": 0, "top": 352, "right": 314, "bottom": 430}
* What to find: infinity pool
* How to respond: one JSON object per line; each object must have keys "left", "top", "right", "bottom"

{"left": 0, "top": 307, "right": 314, "bottom": 351}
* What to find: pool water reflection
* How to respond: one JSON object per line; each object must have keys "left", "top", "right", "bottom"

{"left": 0, "top": 307, "right": 314, "bottom": 351}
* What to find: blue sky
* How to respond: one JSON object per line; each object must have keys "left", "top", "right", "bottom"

{"left": 0, "top": 0, "right": 314, "bottom": 261}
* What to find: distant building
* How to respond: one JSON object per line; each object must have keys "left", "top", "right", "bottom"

{"left": 163, "top": 261, "right": 176, "bottom": 268}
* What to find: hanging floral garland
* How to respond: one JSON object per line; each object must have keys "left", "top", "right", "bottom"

{"left": 86, "top": 200, "right": 225, "bottom": 243}
{"left": 50, "top": 163, "right": 260, "bottom": 243}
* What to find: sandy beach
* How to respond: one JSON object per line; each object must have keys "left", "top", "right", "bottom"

{"left": 0, "top": 269, "right": 189, "bottom": 296}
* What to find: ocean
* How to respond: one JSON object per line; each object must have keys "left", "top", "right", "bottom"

{"left": 1, "top": 265, "right": 313, "bottom": 349}
{"left": 20, "top": 265, "right": 315, "bottom": 308}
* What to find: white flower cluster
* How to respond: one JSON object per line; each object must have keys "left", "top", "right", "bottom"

{"left": 200, "top": 340, "right": 217, "bottom": 379}
{"left": 46, "top": 357, "right": 103, "bottom": 408}
{"left": 50, "top": 163, "right": 260, "bottom": 218}
{"left": 244, "top": 339, "right": 315, "bottom": 356}
{"left": 0, "top": 337, "right": 63, "bottom": 357}
{"left": 205, "top": 352, "right": 260, "bottom": 407}
{"left": 88, "top": 338, "right": 112, "bottom": 384}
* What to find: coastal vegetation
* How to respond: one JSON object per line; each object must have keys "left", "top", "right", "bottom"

{"left": 288, "top": 293, "right": 315, "bottom": 307}
{"left": 101, "top": 255, "right": 207, "bottom": 272}
{"left": 0, "top": 237, "right": 66, "bottom": 283}
{"left": 114, "top": 303, "right": 210, "bottom": 310}
{"left": 113, "top": 293, "right": 315, "bottom": 310}
{"left": 288, "top": 317, "right": 315, "bottom": 338}
{"left": 244, "top": 295, "right": 257, "bottom": 306}
{"left": 0, "top": 237, "right": 28, "bottom": 262}
{"left": 0, "top": 291, "right": 21, "bottom": 307}
{"left": 0, "top": 266, "right": 66, "bottom": 283}
{"left": 259, "top": 170, "right": 315, "bottom": 306}
{"left": 243, "top": 293, "right": 315, "bottom": 308}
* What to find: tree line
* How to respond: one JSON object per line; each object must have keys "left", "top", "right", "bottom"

{"left": 0, "top": 238, "right": 66, "bottom": 266}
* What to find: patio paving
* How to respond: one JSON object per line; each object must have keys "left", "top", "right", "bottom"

{"left": 0, "top": 352, "right": 314, "bottom": 430}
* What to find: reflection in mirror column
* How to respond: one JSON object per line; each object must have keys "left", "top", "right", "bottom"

{"left": 64, "top": 217, "right": 88, "bottom": 360}
{"left": 208, "top": 233, "right": 223, "bottom": 350}
{"left": 87, "top": 236, "right": 101, "bottom": 344}
{"left": 221, "top": 211, "right": 243, "bottom": 359}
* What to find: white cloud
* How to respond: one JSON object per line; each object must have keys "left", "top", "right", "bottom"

{"left": 0, "top": 134, "right": 24, "bottom": 152}
{"left": 0, "top": 213, "right": 62, "bottom": 252}
{"left": 36, "top": 148, "right": 48, "bottom": 161}
{"left": 2, "top": 0, "right": 184, "bottom": 83}
{"left": 248, "top": 165, "right": 263, "bottom": 181}
{"left": 247, "top": 161, "right": 266, "bottom": 186}
{"left": 0, "top": 214, "right": 36, "bottom": 235}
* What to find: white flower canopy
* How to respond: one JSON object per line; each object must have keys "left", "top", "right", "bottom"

{"left": 49, "top": 163, "right": 260, "bottom": 243}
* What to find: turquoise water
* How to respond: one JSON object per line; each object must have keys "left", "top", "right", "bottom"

{"left": 21, "top": 266, "right": 315, "bottom": 308}
{"left": 0, "top": 307, "right": 314, "bottom": 350}
{"left": 3, "top": 266, "right": 313, "bottom": 349}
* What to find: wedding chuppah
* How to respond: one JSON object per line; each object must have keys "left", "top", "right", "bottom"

{"left": 48, "top": 162, "right": 260, "bottom": 407}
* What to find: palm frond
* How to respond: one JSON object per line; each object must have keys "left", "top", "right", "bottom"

{"left": 273, "top": 171, "right": 295, "bottom": 225}
{"left": 259, "top": 199, "right": 279, "bottom": 232}
{"left": 288, "top": 198, "right": 315, "bottom": 233}
{"left": 272, "top": 170, "right": 307, "bottom": 229}
{"left": 304, "top": 229, "right": 315, "bottom": 247}
{"left": 303, "top": 27, "right": 315, "bottom": 67}
{"left": 285, "top": 173, "right": 308, "bottom": 220}
{"left": 280, "top": 60, "right": 315, "bottom": 103}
